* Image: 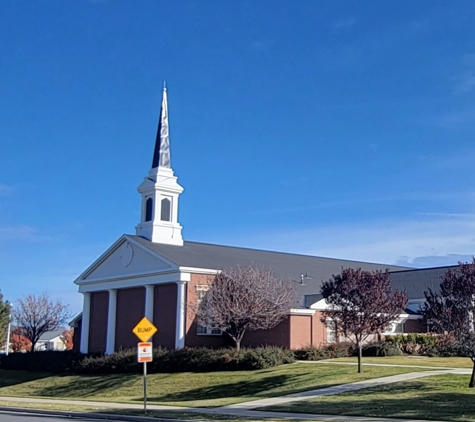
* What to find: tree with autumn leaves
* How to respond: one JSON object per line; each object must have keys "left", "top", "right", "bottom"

{"left": 321, "top": 268, "right": 408, "bottom": 373}
{"left": 422, "top": 259, "right": 475, "bottom": 387}
{"left": 12, "top": 293, "right": 70, "bottom": 352}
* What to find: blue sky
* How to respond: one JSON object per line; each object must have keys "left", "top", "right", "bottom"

{"left": 2, "top": 1, "right": 475, "bottom": 314}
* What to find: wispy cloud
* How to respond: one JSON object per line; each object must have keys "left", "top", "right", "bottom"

{"left": 215, "top": 213, "right": 475, "bottom": 269}
{"left": 454, "top": 53, "right": 475, "bottom": 93}
{"left": 331, "top": 17, "right": 356, "bottom": 31}
{"left": 249, "top": 40, "right": 272, "bottom": 52}
{"left": 0, "top": 184, "right": 13, "bottom": 195}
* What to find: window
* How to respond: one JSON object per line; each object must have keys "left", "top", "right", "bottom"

{"left": 196, "top": 286, "right": 222, "bottom": 336}
{"left": 145, "top": 198, "right": 153, "bottom": 222}
{"left": 161, "top": 198, "right": 171, "bottom": 221}
{"left": 326, "top": 320, "right": 337, "bottom": 343}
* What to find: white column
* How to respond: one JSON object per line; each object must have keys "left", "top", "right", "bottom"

{"left": 175, "top": 281, "right": 186, "bottom": 349}
{"left": 145, "top": 285, "right": 154, "bottom": 321}
{"left": 80, "top": 292, "right": 91, "bottom": 354}
{"left": 105, "top": 289, "right": 117, "bottom": 354}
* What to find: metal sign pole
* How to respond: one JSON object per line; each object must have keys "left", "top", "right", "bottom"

{"left": 143, "top": 361, "right": 147, "bottom": 412}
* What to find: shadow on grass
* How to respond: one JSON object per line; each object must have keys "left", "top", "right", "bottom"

{"left": 264, "top": 381, "right": 475, "bottom": 422}
{"left": 33, "top": 374, "right": 139, "bottom": 398}
{"left": 0, "top": 370, "right": 52, "bottom": 388}
{"left": 139, "top": 373, "right": 345, "bottom": 405}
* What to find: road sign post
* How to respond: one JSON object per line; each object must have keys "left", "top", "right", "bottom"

{"left": 133, "top": 318, "right": 157, "bottom": 412}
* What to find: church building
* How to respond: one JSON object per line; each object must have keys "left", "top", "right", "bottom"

{"left": 73, "top": 87, "right": 446, "bottom": 354}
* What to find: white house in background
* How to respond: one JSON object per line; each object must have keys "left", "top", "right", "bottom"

{"left": 35, "top": 328, "right": 67, "bottom": 351}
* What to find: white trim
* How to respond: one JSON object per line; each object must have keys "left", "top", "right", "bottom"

{"left": 78, "top": 271, "right": 190, "bottom": 293}
{"left": 105, "top": 289, "right": 117, "bottom": 354}
{"left": 145, "top": 285, "right": 154, "bottom": 321}
{"left": 310, "top": 298, "right": 329, "bottom": 310}
{"left": 80, "top": 293, "right": 91, "bottom": 354}
{"left": 290, "top": 309, "right": 316, "bottom": 315}
{"left": 178, "top": 266, "right": 220, "bottom": 275}
{"left": 175, "top": 281, "right": 186, "bottom": 349}
{"left": 74, "top": 234, "right": 180, "bottom": 285}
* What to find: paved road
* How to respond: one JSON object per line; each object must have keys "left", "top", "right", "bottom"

{"left": 0, "top": 410, "right": 106, "bottom": 422}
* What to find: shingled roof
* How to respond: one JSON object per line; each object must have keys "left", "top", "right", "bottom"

{"left": 129, "top": 235, "right": 412, "bottom": 305}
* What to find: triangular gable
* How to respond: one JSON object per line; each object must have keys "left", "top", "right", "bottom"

{"left": 75, "top": 235, "right": 178, "bottom": 284}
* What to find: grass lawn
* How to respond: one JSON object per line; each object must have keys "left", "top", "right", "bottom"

{"left": 263, "top": 374, "right": 475, "bottom": 422}
{"left": 329, "top": 356, "right": 473, "bottom": 368}
{"left": 0, "top": 364, "right": 434, "bottom": 408}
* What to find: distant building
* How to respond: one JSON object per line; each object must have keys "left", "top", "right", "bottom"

{"left": 72, "top": 87, "right": 452, "bottom": 354}
{"left": 35, "top": 328, "right": 68, "bottom": 351}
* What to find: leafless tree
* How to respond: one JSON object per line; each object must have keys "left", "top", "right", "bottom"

{"left": 12, "top": 293, "right": 70, "bottom": 352}
{"left": 321, "top": 268, "right": 408, "bottom": 373}
{"left": 195, "top": 265, "right": 296, "bottom": 351}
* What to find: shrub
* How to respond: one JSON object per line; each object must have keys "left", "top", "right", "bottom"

{"left": 0, "top": 346, "right": 295, "bottom": 374}
{"left": 294, "top": 343, "right": 353, "bottom": 361}
{"left": 361, "top": 342, "right": 402, "bottom": 356}
{"left": 385, "top": 333, "right": 447, "bottom": 356}
{"left": 0, "top": 351, "right": 82, "bottom": 372}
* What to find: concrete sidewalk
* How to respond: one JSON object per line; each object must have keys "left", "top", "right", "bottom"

{"left": 0, "top": 367, "right": 470, "bottom": 422}
{"left": 218, "top": 368, "right": 471, "bottom": 411}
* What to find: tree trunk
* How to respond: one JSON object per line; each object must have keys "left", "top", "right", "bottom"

{"left": 470, "top": 359, "right": 475, "bottom": 388}
{"left": 357, "top": 342, "right": 362, "bottom": 373}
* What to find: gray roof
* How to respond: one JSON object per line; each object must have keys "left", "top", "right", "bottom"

{"left": 389, "top": 265, "right": 458, "bottom": 299}
{"left": 129, "top": 235, "right": 411, "bottom": 306}
{"left": 38, "top": 328, "right": 65, "bottom": 342}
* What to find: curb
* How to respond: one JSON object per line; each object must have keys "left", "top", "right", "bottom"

{"left": 0, "top": 406, "right": 196, "bottom": 422}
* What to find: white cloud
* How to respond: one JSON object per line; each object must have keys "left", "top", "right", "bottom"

{"left": 331, "top": 17, "right": 356, "bottom": 31}
{"left": 0, "top": 184, "right": 12, "bottom": 195}
{"left": 218, "top": 213, "right": 475, "bottom": 268}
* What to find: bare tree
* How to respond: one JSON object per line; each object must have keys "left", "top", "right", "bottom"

{"left": 422, "top": 260, "right": 475, "bottom": 387}
{"left": 195, "top": 265, "right": 296, "bottom": 351}
{"left": 13, "top": 293, "right": 70, "bottom": 352}
{"left": 321, "top": 268, "right": 408, "bottom": 373}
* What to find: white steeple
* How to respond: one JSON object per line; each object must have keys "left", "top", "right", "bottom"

{"left": 135, "top": 85, "right": 184, "bottom": 246}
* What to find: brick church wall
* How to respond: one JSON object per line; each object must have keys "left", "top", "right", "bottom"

{"left": 153, "top": 283, "right": 177, "bottom": 348}
{"left": 115, "top": 287, "right": 145, "bottom": 350}
{"left": 88, "top": 291, "right": 108, "bottom": 353}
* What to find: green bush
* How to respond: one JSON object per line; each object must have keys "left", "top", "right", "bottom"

{"left": 1, "top": 346, "right": 295, "bottom": 374}
{"left": 361, "top": 342, "right": 402, "bottom": 356}
{"left": 385, "top": 333, "right": 447, "bottom": 356}
{"left": 294, "top": 343, "right": 353, "bottom": 361}
{"left": 0, "top": 351, "right": 83, "bottom": 372}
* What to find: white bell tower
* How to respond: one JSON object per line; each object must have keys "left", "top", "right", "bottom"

{"left": 135, "top": 85, "right": 184, "bottom": 246}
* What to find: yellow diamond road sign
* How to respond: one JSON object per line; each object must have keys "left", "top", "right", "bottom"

{"left": 133, "top": 317, "right": 158, "bottom": 342}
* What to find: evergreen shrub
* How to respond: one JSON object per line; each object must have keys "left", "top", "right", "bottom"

{"left": 294, "top": 342, "right": 353, "bottom": 360}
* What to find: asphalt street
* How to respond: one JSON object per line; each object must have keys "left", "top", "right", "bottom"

{"left": 0, "top": 411, "right": 107, "bottom": 422}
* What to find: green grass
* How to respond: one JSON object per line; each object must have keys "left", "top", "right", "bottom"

{"left": 263, "top": 374, "right": 475, "bottom": 422}
{"left": 328, "top": 356, "right": 473, "bottom": 368}
{"left": 0, "top": 364, "right": 434, "bottom": 408}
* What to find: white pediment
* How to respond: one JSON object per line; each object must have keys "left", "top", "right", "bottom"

{"left": 75, "top": 235, "right": 177, "bottom": 284}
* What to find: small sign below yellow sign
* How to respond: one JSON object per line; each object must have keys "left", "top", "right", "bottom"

{"left": 133, "top": 317, "right": 158, "bottom": 342}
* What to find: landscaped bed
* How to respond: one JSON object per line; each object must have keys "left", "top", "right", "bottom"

{"left": 0, "top": 363, "right": 434, "bottom": 408}
{"left": 262, "top": 374, "right": 475, "bottom": 422}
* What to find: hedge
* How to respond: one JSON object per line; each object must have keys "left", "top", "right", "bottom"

{"left": 0, "top": 346, "right": 295, "bottom": 374}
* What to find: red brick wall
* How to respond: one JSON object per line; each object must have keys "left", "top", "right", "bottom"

{"left": 88, "top": 291, "right": 108, "bottom": 353}
{"left": 289, "top": 315, "right": 311, "bottom": 349}
{"left": 243, "top": 317, "right": 291, "bottom": 348}
{"left": 153, "top": 283, "right": 177, "bottom": 348}
{"left": 312, "top": 311, "right": 327, "bottom": 346}
{"left": 185, "top": 273, "right": 229, "bottom": 348}
{"left": 115, "top": 287, "right": 145, "bottom": 350}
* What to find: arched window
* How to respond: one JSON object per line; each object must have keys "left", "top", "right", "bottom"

{"left": 161, "top": 198, "right": 171, "bottom": 222}
{"left": 145, "top": 198, "right": 153, "bottom": 222}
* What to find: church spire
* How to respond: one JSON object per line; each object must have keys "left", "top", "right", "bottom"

{"left": 151, "top": 84, "right": 171, "bottom": 169}
{"left": 136, "top": 84, "right": 184, "bottom": 246}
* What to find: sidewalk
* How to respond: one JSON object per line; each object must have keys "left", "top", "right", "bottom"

{"left": 0, "top": 366, "right": 469, "bottom": 422}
